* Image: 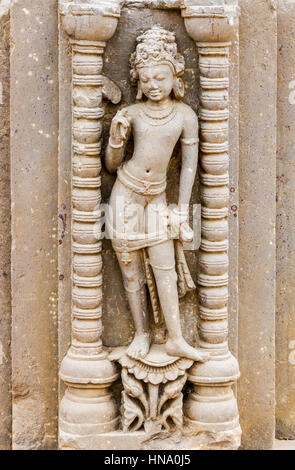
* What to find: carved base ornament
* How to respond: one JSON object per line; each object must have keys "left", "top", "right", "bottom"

{"left": 110, "top": 344, "right": 193, "bottom": 436}
{"left": 58, "top": 0, "right": 241, "bottom": 450}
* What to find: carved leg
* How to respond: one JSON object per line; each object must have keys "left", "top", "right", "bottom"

{"left": 148, "top": 241, "right": 181, "bottom": 337}
{"left": 148, "top": 241, "right": 209, "bottom": 363}
{"left": 116, "top": 250, "right": 151, "bottom": 359}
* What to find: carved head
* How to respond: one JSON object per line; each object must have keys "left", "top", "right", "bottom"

{"left": 130, "top": 26, "right": 185, "bottom": 101}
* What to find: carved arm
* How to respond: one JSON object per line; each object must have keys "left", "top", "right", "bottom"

{"left": 178, "top": 108, "right": 199, "bottom": 210}
{"left": 105, "top": 139, "right": 127, "bottom": 174}
{"left": 178, "top": 139, "right": 199, "bottom": 209}
{"left": 105, "top": 109, "right": 131, "bottom": 173}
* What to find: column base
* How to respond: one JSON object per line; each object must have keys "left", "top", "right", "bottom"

{"left": 59, "top": 386, "right": 120, "bottom": 448}
{"left": 59, "top": 349, "right": 120, "bottom": 445}
{"left": 183, "top": 389, "right": 240, "bottom": 448}
{"left": 60, "top": 347, "right": 119, "bottom": 385}
{"left": 184, "top": 351, "right": 241, "bottom": 450}
{"left": 184, "top": 418, "right": 241, "bottom": 450}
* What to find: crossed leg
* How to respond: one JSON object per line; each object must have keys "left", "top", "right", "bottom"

{"left": 148, "top": 241, "right": 210, "bottom": 362}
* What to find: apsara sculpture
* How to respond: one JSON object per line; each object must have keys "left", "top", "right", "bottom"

{"left": 106, "top": 26, "right": 208, "bottom": 364}
{"left": 58, "top": 1, "right": 241, "bottom": 449}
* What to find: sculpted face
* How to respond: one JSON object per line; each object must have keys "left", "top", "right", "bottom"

{"left": 138, "top": 64, "right": 174, "bottom": 102}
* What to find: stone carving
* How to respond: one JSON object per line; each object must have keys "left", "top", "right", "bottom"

{"left": 181, "top": 2, "right": 241, "bottom": 449}
{"left": 58, "top": 0, "right": 123, "bottom": 449}
{"left": 110, "top": 344, "right": 193, "bottom": 435}
{"left": 58, "top": 0, "right": 241, "bottom": 450}
{"left": 105, "top": 26, "right": 209, "bottom": 367}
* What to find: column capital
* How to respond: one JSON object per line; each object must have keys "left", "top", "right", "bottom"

{"left": 181, "top": 1, "right": 239, "bottom": 43}
{"left": 59, "top": 0, "right": 123, "bottom": 42}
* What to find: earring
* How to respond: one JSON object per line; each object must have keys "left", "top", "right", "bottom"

{"left": 173, "top": 77, "right": 184, "bottom": 99}
{"left": 136, "top": 82, "right": 143, "bottom": 101}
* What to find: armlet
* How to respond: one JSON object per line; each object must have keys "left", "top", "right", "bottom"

{"left": 180, "top": 137, "right": 199, "bottom": 146}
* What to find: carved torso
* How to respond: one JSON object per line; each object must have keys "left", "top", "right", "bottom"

{"left": 123, "top": 101, "right": 194, "bottom": 181}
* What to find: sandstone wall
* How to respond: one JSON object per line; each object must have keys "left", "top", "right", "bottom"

{"left": 0, "top": 1, "right": 11, "bottom": 451}
{"left": 10, "top": 0, "right": 59, "bottom": 450}
{"left": 238, "top": 0, "right": 277, "bottom": 450}
{"left": 276, "top": 0, "right": 295, "bottom": 439}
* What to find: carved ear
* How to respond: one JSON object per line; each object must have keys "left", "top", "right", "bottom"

{"left": 173, "top": 77, "right": 184, "bottom": 100}
{"left": 136, "top": 82, "right": 143, "bottom": 101}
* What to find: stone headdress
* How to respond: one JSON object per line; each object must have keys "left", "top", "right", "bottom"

{"left": 130, "top": 26, "right": 185, "bottom": 100}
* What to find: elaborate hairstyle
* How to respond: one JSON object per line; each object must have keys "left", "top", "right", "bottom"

{"left": 129, "top": 26, "right": 185, "bottom": 100}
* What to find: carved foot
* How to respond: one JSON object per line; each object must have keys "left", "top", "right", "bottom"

{"left": 127, "top": 333, "right": 151, "bottom": 359}
{"left": 166, "top": 338, "right": 210, "bottom": 363}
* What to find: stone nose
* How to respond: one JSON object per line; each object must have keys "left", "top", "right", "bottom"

{"left": 148, "top": 80, "right": 158, "bottom": 90}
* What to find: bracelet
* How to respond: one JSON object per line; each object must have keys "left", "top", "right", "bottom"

{"left": 180, "top": 137, "right": 199, "bottom": 146}
{"left": 109, "top": 139, "right": 124, "bottom": 149}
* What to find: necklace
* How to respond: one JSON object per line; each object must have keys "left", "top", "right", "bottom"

{"left": 140, "top": 102, "right": 177, "bottom": 126}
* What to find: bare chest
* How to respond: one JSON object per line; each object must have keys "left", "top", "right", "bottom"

{"left": 131, "top": 110, "right": 183, "bottom": 149}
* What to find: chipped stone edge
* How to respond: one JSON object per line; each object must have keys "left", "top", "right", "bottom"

{"left": 123, "top": 0, "right": 239, "bottom": 9}
{"left": 123, "top": 0, "right": 181, "bottom": 8}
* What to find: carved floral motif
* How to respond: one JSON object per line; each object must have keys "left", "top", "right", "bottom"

{"left": 110, "top": 345, "right": 193, "bottom": 434}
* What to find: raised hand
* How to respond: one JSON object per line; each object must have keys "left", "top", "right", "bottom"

{"left": 110, "top": 108, "right": 131, "bottom": 146}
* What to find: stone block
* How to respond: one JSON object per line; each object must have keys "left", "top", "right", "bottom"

{"left": 276, "top": 0, "right": 295, "bottom": 440}
{"left": 0, "top": 0, "right": 11, "bottom": 451}
{"left": 238, "top": 0, "right": 277, "bottom": 450}
{"left": 10, "top": 0, "right": 59, "bottom": 450}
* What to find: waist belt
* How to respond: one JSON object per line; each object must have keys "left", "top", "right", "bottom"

{"left": 117, "top": 165, "right": 166, "bottom": 196}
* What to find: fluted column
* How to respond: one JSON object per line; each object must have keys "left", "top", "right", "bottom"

{"left": 58, "top": 1, "right": 122, "bottom": 449}
{"left": 181, "top": 2, "right": 241, "bottom": 449}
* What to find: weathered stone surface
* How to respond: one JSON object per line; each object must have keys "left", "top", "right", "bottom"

{"left": 276, "top": 0, "right": 295, "bottom": 440}
{"left": 228, "top": 6, "right": 239, "bottom": 360}
{"left": 0, "top": 1, "right": 11, "bottom": 451}
{"left": 102, "top": 7, "right": 201, "bottom": 349}
{"left": 58, "top": 1, "right": 122, "bottom": 450}
{"left": 125, "top": 0, "right": 238, "bottom": 7}
{"left": 125, "top": 0, "right": 181, "bottom": 7}
{"left": 101, "top": 0, "right": 239, "bottom": 364}
{"left": 10, "top": 0, "right": 59, "bottom": 449}
{"left": 58, "top": 13, "right": 72, "bottom": 408}
{"left": 238, "top": 0, "right": 277, "bottom": 450}
{"left": 275, "top": 439, "right": 295, "bottom": 450}
{"left": 182, "top": 4, "right": 240, "bottom": 449}
{"left": 0, "top": 0, "right": 290, "bottom": 451}
{"left": 58, "top": 2, "right": 241, "bottom": 449}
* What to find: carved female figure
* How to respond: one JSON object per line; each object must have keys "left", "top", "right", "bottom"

{"left": 105, "top": 26, "right": 209, "bottom": 363}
